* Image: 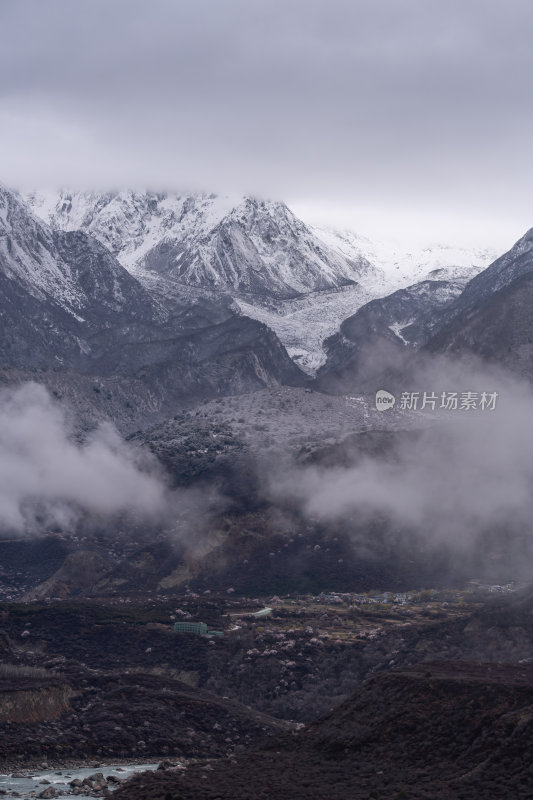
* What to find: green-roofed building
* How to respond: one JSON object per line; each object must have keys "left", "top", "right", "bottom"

{"left": 173, "top": 621, "right": 224, "bottom": 637}
{"left": 173, "top": 621, "right": 208, "bottom": 636}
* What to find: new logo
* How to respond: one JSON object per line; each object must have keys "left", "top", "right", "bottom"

{"left": 375, "top": 389, "right": 396, "bottom": 411}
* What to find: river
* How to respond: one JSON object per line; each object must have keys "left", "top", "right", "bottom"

{"left": 0, "top": 762, "right": 159, "bottom": 799}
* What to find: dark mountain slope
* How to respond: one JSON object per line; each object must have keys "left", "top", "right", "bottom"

{"left": 440, "top": 227, "right": 533, "bottom": 319}
{"left": 115, "top": 660, "right": 533, "bottom": 800}
{"left": 426, "top": 270, "right": 533, "bottom": 379}
{"left": 317, "top": 278, "right": 465, "bottom": 392}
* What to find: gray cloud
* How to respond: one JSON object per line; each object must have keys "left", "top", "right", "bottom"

{"left": 1, "top": 0, "right": 532, "bottom": 245}
{"left": 271, "top": 357, "right": 533, "bottom": 571}
{"left": 0, "top": 382, "right": 167, "bottom": 532}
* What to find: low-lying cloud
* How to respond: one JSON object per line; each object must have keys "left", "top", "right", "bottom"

{"left": 273, "top": 357, "right": 533, "bottom": 569}
{"left": 0, "top": 382, "right": 167, "bottom": 533}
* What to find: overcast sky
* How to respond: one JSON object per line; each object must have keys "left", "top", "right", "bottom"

{"left": 1, "top": 0, "right": 532, "bottom": 247}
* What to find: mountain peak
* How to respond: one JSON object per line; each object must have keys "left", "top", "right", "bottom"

{"left": 25, "top": 188, "right": 372, "bottom": 300}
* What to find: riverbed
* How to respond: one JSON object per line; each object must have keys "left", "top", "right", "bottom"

{"left": 0, "top": 762, "right": 159, "bottom": 799}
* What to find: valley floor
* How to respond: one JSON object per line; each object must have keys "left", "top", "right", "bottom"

{"left": 1, "top": 583, "right": 532, "bottom": 798}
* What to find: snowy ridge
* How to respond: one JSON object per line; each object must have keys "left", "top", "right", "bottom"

{"left": 0, "top": 185, "right": 167, "bottom": 332}
{"left": 25, "top": 190, "right": 239, "bottom": 276}
{"left": 0, "top": 185, "right": 84, "bottom": 312}
{"left": 457, "top": 228, "right": 533, "bottom": 301}
{"left": 26, "top": 191, "right": 379, "bottom": 298}
{"left": 25, "top": 188, "right": 498, "bottom": 373}
{"left": 166, "top": 197, "right": 381, "bottom": 297}
{"left": 313, "top": 225, "right": 497, "bottom": 292}
{"left": 420, "top": 227, "right": 533, "bottom": 346}
{"left": 23, "top": 190, "right": 499, "bottom": 297}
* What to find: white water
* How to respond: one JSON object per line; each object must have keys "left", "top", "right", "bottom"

{"left": 0, "top": 762, "right": 159, "bottom": 799}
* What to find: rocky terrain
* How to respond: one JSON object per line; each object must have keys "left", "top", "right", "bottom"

{"left": 115, "top": 660, "right": 533, "bottom": 800}
{"left": 1, "top": 580, "right": 533, "bottom": 797}
{"left": 0, "top": 664, "right": 284, "bottom": 769}
{"left": 1, "top": 585, "right": 532, "bottom": 748}
{"left": 0, "top": 538, "right": 70, "bottom": 602}
{"left": 0, "top": 600, "right": 288, "bottom": 772}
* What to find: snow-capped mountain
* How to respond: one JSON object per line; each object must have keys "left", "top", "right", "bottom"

{"left": 318, "top": 225, "right": 533, "bottom": 389}
{"left": 316, "top": 276, "right": 471, "bottom": 392}
{"left": 438, "top": 227, "right": 533, "bottom": 316}
{"left": 24, "top": 190, "right": 381, "bottom": 372}
{"left": 25, "top": 189, "right": 497, "bottom": 373}
{"left": 312, "top": 225, "right": 497, "bottom": 291}
{"left": 25, "top": 190, "right": 239, "bottom": 276}
{"left": 1, "top": 184, "right": 83, "bottom": 312}
{"left": 239, "top": 226, "right": 496, "bottom": 371}
{"left": 25, "top": 191, "right": 378, "bottom": 297}
{"left": 425, "top": 228, "right": 533, "bottom": 376}
{"left": 0, "top": 184, "right": 166, "bottom": 368}
{"left": 0, "top": 184, "right": 306, "bottom": 411}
